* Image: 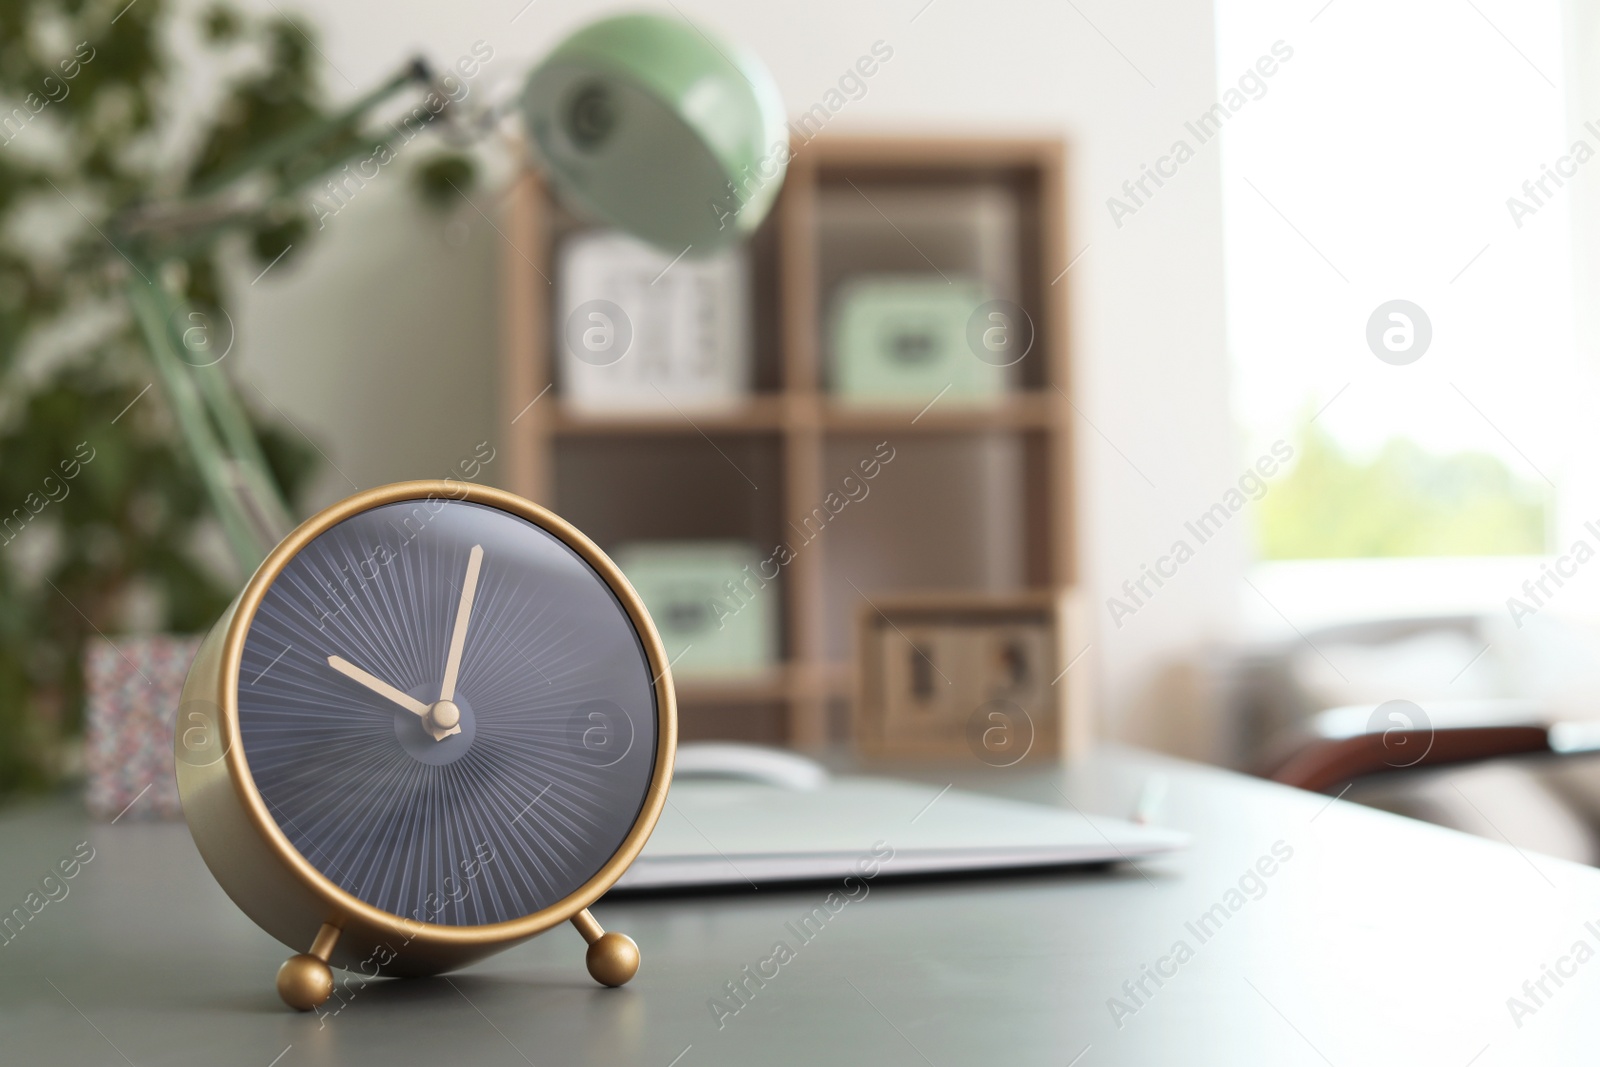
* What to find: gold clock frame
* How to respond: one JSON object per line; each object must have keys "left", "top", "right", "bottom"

{"left": 175, "top": 480, "right": 677, "bottom": 1010}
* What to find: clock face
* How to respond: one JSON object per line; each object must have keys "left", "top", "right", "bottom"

{"left": 234, "top": 497, "right": 659, "bottom": 926}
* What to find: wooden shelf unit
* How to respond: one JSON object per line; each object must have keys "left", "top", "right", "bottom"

{"left": 499, "top": 135, "right": 1076, "bottom": 746}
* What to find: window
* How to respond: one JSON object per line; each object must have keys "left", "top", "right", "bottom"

{"left": 1215, "top": 0, "right": 1581, "bottom": 619}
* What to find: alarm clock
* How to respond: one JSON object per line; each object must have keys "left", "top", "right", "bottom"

{"left": 174, "top": 481, "right": 676, "bottom": 1011}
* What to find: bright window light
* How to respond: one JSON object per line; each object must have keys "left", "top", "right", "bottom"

{"left": 1215, "top": 0, "right": 1577, "bottom": 566}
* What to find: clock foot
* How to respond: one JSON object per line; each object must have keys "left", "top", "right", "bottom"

{"left": 276, "top": 922, "right": 342, "bottom": 1011}
{"left": 572, "top": 908, "right": 639, "bottom": 987}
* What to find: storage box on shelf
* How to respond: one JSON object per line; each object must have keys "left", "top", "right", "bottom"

{"left": 556, "top": 231, "right": 751, "bottom": 412}
{"left": 613, "top": 540, "right": 778, "bottom": 679}
{"left": 500, "top": 136, "right": 1080, "bottom": 749}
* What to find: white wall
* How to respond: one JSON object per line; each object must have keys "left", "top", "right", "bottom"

{"left": 233, "top": 0, "right": 1243, "bottom": 754}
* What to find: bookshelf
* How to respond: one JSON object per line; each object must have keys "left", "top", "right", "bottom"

{"left": 499, "top": 135, "right": 1076, "bottom": 746}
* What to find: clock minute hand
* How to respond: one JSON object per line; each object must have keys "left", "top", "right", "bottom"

{"left": 327, "top": 655, "right": 430, "bottom": 718}
{"left": 439, "top": 544, "right": 483, "bottom": 703}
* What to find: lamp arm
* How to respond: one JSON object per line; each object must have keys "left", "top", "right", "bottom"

{"left": 118, "top": 65, "right": 459, "bottom": 250}
{"left": 125, "top": 269, "right": 286, "bottom": 570}
{"left": 187, "top": 59, "right": 434, "bottom": 201}
{"left": 112, "top": 57, "right": 474, "bottom": 575}
{"left": 119, "top": 125, "right": 440, "bottom": 256}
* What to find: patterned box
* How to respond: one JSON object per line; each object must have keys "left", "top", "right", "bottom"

{"left": 83, "top": 634, "right": 202, "bottom": 821}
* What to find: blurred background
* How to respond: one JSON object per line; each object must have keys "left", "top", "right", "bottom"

{"left": 11, "top": 0, "right": 1600, "bottom": 857}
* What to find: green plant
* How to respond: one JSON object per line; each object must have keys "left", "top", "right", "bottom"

{"left": 0, "top": 0, "right": 357, "bottom": 795}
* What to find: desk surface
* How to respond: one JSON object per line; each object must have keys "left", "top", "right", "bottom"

{"left": 2, "top": 745, "right": 1596, "bottom": 1066}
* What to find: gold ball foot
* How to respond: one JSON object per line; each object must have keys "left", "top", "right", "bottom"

{"left": 277, "top": 953, "right": 334, "bottom": 1011}
{"left": 585, "top": 931, "right": 640, "bottom": 987}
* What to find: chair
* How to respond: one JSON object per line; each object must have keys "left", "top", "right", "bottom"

{"left": 1245, "top": 612, "right": 1600, "bottom": 866}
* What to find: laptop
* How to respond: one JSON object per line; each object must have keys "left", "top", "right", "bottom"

{"left": 611, "top": 746, "right": 1189, "bottom": 892}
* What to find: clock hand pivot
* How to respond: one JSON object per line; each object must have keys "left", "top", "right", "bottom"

{"left": 327, "top": 655, "right": 460, "bottom": 741}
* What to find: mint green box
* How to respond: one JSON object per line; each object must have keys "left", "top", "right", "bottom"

{"left": 613, "top": 541, "right": 776, "bottom": 679}
{"left": 830, "top": 275, "right": 1004, "bottom": 404}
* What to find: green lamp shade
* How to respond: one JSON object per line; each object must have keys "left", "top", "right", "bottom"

{"left": 521, "top": 12, "right": 788, "bottom": 254}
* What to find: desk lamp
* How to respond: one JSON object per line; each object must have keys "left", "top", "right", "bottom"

{"left": 119, "top": 11, "right": 786, "bottom": 571}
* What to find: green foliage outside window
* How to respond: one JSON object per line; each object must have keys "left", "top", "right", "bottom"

{"left": 1256, "top": 416, "right": 1550, "bottom": 560}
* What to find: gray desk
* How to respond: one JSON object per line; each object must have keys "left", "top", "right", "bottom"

{"left": 2, "top": 745, "right": 1596, "bottom": 1065}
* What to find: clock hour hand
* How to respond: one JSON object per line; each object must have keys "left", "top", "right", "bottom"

{"left": 327, "top": 655, "right": 460, "bottom": 739}
{"left": 440, "top": 544, "right": 483, "bottom": 703}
